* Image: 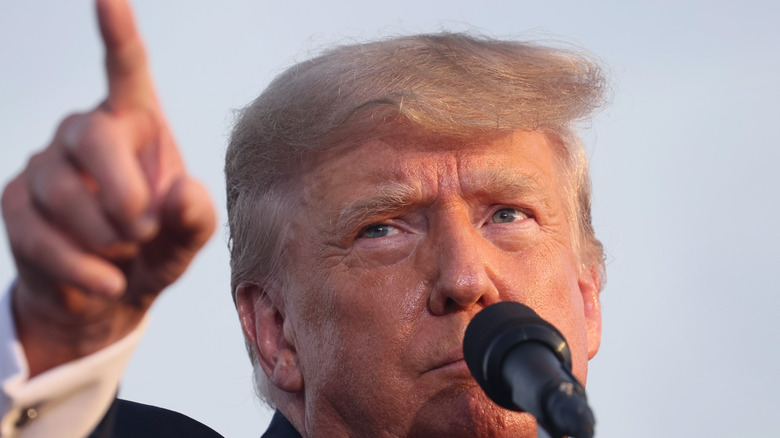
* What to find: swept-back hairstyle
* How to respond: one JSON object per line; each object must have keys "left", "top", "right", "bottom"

{"left": 225, "top": 32, "right": 608, "bottom": 403}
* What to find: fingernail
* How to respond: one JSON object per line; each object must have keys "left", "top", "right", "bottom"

{"left": 99, "top": 274, "right": 125, "bottom": 297}
{"left": 134, "top": 213, "right": 159, "bottom": 240}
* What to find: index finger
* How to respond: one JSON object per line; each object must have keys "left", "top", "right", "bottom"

{"left": 96, "top": 0, "right": 157, "bottom": 112}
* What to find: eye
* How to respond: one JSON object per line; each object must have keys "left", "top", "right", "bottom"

{"left": 490, "top": 208, "right": 528, "bottom": 224}
{"left": 359, "top": 223, "right": 400, "bottom": 239}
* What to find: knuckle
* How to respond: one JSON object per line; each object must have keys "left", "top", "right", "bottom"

{"left": 57, "top": 112, "right": 87, "bottom": 132}
{"left": 60, "top": 112, "right": 113, "bottom": 157}
{"left": 56, "top": 112, "right": 88, "bottom": 147}
{"left": 69, "top": 119, "right": 105, "bottom": 156}
{"left": 1, "top": 175, "right": 27, "bottom": 221}
{"left": 23, "top": 153, "right": 57, "bottom": 201}
{"left": 25, "top": 151, "right": 47, "bottom": 174}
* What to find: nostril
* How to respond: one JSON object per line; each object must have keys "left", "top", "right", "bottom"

{"left": 444, "top": 296, "right": 468, "bottom": 313}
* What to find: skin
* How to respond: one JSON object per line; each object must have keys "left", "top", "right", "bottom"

{"left": 238, "top": 128, "right": 602, "bottom": 437}
{"left": 1, "top": 0, "right": 215, "bottom": 377}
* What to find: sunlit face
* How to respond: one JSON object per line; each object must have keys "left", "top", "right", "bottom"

{"left": 278, "top": 128, "right": 601, "bottom": 437}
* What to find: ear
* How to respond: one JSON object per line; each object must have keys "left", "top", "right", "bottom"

{"left": 578, "top": 266, "right": 602, "bottom": 360}
{"left": 235, "top": 282, "right": 303, "bottom": 393}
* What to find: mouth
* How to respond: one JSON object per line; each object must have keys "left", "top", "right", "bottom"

{"left": 438, "top": 358, "right": 469, "bottom": 372}
{"left": 427, "top": 352, "right": 469, "bottom": 375}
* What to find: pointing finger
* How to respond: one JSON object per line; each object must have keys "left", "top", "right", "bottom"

{"left": 96, "top": 0, "right": 157, "bottom": 112}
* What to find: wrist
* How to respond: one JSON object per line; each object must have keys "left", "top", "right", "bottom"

{"left": 11, "top": 281, "right": 146, "bottom": 377}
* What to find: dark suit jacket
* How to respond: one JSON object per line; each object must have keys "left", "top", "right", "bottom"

{"left": 88, "top": 399, "right": 300, "bottom": 438}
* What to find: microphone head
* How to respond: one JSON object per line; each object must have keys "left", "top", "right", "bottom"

{"left": 463, "top": 301, "right": 572, "bottom": 411}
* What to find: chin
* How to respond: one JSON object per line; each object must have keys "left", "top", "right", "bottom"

{"left": 405, "top": 383, "right": 538, "bottom": 438}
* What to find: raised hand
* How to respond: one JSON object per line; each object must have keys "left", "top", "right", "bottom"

{"left": 1, "top": 0, "right": 216, "bottom": 377}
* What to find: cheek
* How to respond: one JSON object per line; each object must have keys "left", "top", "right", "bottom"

{"left": 499, "top": 243, "right": 589, "bottom": 380}
{"left": 329, "top": 265, "right": 427, "bottom": 350}
{"left": 294, "top": 265, "right": 432, "bottom": 423}
{"left": 295, "top": 260, "right": 428, "bottom": 373}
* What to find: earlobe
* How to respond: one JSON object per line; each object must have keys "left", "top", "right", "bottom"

{"left": 235, "top": 282, "right": 304, "bottom": 393}
{"left": 578, "top": 267, "right": 602, "bottom": 360}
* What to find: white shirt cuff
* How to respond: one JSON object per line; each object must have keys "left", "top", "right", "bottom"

{"left": 0, "top": 284, "right": 147, "bottom": 438}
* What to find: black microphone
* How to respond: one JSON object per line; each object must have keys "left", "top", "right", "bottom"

{"left": 463, "top": 302, "right": 595, "bottom": 438}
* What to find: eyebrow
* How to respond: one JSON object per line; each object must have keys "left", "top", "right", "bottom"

{"left": 333, "top": 181, "right": 425, "bottom": 236}
{"left": 462, "top": 167, "right": 550, "bottom": 206}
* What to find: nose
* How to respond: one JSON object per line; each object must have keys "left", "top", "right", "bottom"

{"left": 426, "top": 212, "right": 500, "bottom": 316}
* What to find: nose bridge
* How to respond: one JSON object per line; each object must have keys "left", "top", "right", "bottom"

{"left": 427, "top": 206, "right": 498, "bottom": 315}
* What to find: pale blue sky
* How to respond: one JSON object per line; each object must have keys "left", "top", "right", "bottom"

{"left": 2, "top": 1, "right": 779, "bottom": 437}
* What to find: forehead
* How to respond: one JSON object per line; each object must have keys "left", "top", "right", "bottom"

{"left": 300, "top": 129, "right": 564, "bottom": 201}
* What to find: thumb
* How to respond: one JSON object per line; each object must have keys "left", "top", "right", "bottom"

{"left": 130, "top": 175, "right": 216, "bottom": 296}
{"left": 161, "top": 175, "right": 216, "bottom": 253}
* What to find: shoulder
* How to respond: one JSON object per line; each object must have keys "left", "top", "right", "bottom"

{"left": 89, "top": 398, "right": 223, "bottom": 438}
{"left": 261, "top": 410, "right": 302, "bottom": 438}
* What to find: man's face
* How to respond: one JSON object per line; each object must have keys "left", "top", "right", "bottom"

{"left": 279, "top": 128, "right": 601, "bottom": 437}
